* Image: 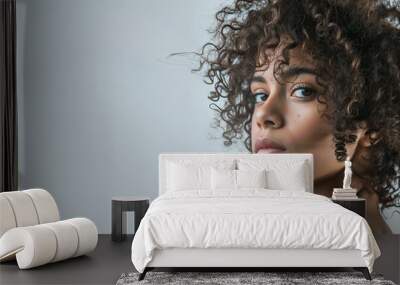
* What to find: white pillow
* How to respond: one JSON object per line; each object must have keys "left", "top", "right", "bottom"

{"left": 210, "top": 168, "right": 268, "bottom": 190}
{"left": 167, "top": 162, "right": 207, "bottom": 191}
{"left": 237, "top": 159, "right": 309, "bottom": 191}
{"left": 167, "top": 160, "right": 235, "bottom": 191}
{"left": 236, "top": 169, "right": 267, "bottom": 188}
{"left": 210, "top": 168, "right": 236, "bottom": 189}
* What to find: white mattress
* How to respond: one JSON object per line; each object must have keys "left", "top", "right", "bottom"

{"left": 131, "top": 189, "right": 381, "bottom": 273}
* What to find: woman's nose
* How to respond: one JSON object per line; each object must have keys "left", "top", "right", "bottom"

{"left": 253, "top": 91, "right": 284, "bottom": 129}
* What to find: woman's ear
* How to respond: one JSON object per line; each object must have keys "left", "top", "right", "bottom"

{"left": 354, "top": 121, "right": 382, "bottom": 147}
{"left": 358, "top": 129, "right": 382, "bottom": 147}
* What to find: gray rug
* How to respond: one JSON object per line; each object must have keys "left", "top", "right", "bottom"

{"left": 116, "top": 271, "right": 397, "bottom": 285}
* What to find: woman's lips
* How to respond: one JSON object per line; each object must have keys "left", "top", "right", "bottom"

{"left": 257, "top": 148, "right": 286, "bottom": 153}
{"left": 254, "top": 137, "right": 286, "bottom": 153}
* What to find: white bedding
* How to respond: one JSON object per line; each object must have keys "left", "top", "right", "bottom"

{"left": 131, "top": 189, "right": 381, "bottom": 273}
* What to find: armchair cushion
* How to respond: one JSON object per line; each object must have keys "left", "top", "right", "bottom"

{"left": 0, "top": 189, "right": 60, "bottom": 237}
{"left": 0, "top": 218, "right": 98, "bottom": 269}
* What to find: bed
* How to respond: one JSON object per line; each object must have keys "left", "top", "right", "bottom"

{"left": 131, "top": 153, "right": 381, "bottom": 281}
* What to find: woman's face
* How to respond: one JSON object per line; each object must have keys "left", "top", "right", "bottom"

{"left": 250, "top": 44, "right": 360, "bottom": 181}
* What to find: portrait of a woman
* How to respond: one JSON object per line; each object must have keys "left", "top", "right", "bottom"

{"left": 197, "top": 0, "right": 400, "bottom": 234}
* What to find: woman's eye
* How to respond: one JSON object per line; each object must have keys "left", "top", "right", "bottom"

{"left": 252, "top": 92, "right": 269, "bottom": 103}
{"left": 292, "top": 86, "right": 316, "bottom": 99}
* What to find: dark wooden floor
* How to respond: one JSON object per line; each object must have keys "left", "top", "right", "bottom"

{"left": 0, "top": 234, "right": 134, "bottom": 285}
{"left": 1, "top": 234, "right": 398, "bottom": 284}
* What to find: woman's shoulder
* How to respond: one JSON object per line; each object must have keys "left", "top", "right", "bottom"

{"left": 357, "top": 183, "right": 393, "bottom": 235}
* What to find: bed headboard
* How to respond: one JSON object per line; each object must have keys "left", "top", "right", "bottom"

{"left": 159, "top": 153, "right": 314, "bottom": 195}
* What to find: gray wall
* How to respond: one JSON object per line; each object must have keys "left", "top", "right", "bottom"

{"left": 16, "top": 0, "right": 399, "bottom": 235}
{"left": 16, "top": 0, "right": 243, "bottom": 234}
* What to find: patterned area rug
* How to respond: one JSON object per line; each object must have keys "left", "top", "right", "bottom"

{"left": 116, "top": 271, "right": 396, "bottom": 285}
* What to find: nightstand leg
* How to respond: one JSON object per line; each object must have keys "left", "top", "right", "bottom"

{"left": 112, "top": 201, "right": 125, "bottom": 241}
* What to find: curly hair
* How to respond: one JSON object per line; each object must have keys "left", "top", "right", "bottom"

{"left": 194, "top": 0, "right": 400, "bottom": 209}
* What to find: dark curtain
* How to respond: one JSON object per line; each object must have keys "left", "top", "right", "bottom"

{"left": 0, "top": 0, "right": 18, "bottom": 192}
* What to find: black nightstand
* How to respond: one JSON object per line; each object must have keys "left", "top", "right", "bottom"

{"left": 111, "top": 197, "right": 150, "bottom": 242}
{"left": 331, "top": 198, "right": 366, "bottom": 218}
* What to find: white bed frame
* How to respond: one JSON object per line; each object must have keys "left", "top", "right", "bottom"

{"left": 140, "top": 153, "right": 371, "bottom": 280}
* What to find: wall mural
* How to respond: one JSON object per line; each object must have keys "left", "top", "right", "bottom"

{"left": 192, "top": 0, "right": 400, "bottom": 236}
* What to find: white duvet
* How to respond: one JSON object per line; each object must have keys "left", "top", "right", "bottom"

{"left": 131, "top": 189, "right": 381, "bottom": 273}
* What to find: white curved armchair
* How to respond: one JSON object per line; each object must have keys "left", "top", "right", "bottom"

{"left": 0, "top": 189, "right": 98, "bottom": 269}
